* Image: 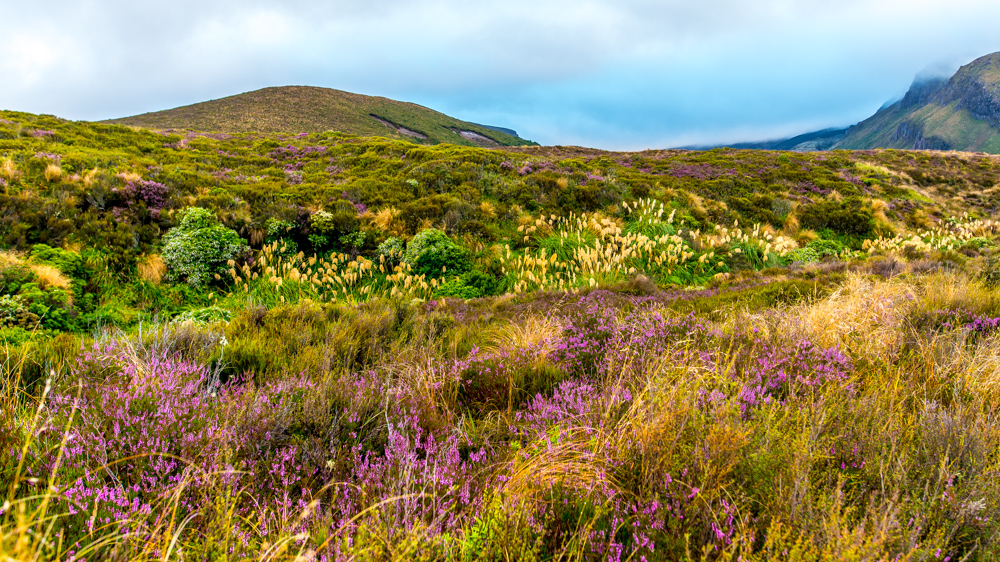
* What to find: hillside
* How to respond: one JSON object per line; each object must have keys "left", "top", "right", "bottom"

{"left": 104, "top": 85, "right": 535, "bottom": 147}
{"left": 838, "top": 52, "right": 1000, "bottom": 153}
{"left": 7, "top": 108, "right": 1000, "bottom": 559}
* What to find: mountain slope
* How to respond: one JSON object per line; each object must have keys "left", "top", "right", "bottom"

{"left": 685, "top": 127, "right": 849, "bottom": 152}
{"left": 837, "top": 52, "right": 1000, "bottom": 153}
{"left": 104, "top": 86, "right": 535, "bottom": 147}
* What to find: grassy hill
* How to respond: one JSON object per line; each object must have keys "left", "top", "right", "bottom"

{"left": 7, "top": 108, "right": 1000, "bottom": 560}
{"left": 838, "top": 52, "right": 1000, "bottom": 152}
{"left": 104, "top": 85, "right": 536, "bottom": 147}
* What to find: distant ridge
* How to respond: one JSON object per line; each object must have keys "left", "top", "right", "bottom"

{"left": 105, "top": 86, "right": 536, "bottom": 147}
{"left": 684, "top": 127, "right": 848, "bottom": 152}
{"left": 469, "top": 123, "right": 520, "bottom": 138}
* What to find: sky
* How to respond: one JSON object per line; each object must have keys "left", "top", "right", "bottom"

{"left": 1, "top": 0, "right": 1000, "bottom": 150}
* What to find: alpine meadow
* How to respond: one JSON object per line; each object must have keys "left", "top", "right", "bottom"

{"left": 5, "top": 60, "right": 1000, "bottom": 561}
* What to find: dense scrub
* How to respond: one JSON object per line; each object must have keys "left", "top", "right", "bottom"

{"left": 5, "top": 111, "right": 1000, "bottom": 560}
{"left": 6, "top": 269, "right": 1000, "bottom": 560}
{"left": 3, "top": 110, "right": 1000, "bottom": 333}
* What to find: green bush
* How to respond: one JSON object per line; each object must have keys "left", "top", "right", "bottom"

{"left": 798, "top": 197, "right": 874, "bottom": 237}
{"left": 29, "top": 244, "right": 85, "bottom": 279}
{"left": 434, "top": 271, "right": 501, "bottom": 299}
{"left": 784, "top": 247, "right": 820, "bottom": 264}
{"left": 403, "top": 228, "right": 469, "bottom": 277}
{"left": 162, "top": 207, "right": 248, "bottom": 287}
{"left": 378, "top": 237, "right": 405, "bottom": 265}
{"left": 807, "top": 238, "right": 847, "bottom": 258}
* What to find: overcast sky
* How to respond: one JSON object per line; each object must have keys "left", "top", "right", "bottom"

{"left": 1, "top": 0, "right": 999, "bottom": 150}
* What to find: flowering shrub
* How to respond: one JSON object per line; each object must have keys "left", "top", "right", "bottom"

{"left": 162, "top": 208, "right": 248, "bottom": 287}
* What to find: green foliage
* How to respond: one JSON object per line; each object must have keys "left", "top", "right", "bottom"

{"left": 29, "top": 244, "right": 84, "bottom": 279}
{"left": 798, "top": 197, "right": 875, "bottom": 237}
{"left": 434, "top": 270, "right": 502, "bottom": 299}
{"left": 808, "top": 238, "right": 847, "bottom": 257}
{"left": 0, "top": 294, "right": 30, "bottom": 328}
{"left": 377, "top": 237, "right": 405, "bottom": 265}
{"left": 176, "top": 306, "right": 231, "bottom": 324}
{"left": 162, "top": 208, "right": 248, "bottom": 287}
{"left": 265, "top": 218, "right": 296, "bottom": 241}
{"left": 785, "top": 247, "right": 820, "bottom": 264}
{"left": 338, "top": 230, "right": 366, "bottom": 251}
{"left": 403, "top": 228, "right": 470, "bottom": 277}
{"left": 0, "top": 262, "right": 34, "bottom": 295}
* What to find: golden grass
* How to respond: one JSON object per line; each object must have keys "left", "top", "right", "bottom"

{"left": 228, "top": 241, "right": 440, "bottom": 303}
{"left": 367, "top": 207, "right": 403, "bottom": 236}
{"left": 29, "top": 264, "right": 72, "bottom": 291}
{"left": 116, "top": 171, "right": 142, "bottom": 183}
{"left": 0, "top": 250, "right": 24, "bottom": 269}
{"left": 748, "top": 272, "right": 917, "bottom": 365}
{"left": 82, "top": 168, "right": 99, "bottom": 188}
{"left": 483, "top": 314, "right": 563, "bottom": 355}
{"left": 43, "top": 164, "right": 62, "bottom": 182}
{"left": 863, "top": 216, "right": 1000, "bottom": 257}
{"left": 478, "top": 201, "right": 497, "bottom": 220}
{"left": 0, "top": 159, "right": 18, "bottom": 180}
{"left": 138, "top": 254, "right": 167, "bottom": 285}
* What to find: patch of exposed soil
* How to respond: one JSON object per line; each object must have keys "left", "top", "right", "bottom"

{"left": 370, "top": 114, "right": 427, "bottom": 139}
{"left": 449, "top": 128, "right": 500, "bottom": 147}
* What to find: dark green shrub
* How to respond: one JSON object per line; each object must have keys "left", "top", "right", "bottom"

{"left": 727, "top": 195, "right": 781, "bottom": 226}
{"left": 798, "top": 197, "right": 874, "bottom": 236}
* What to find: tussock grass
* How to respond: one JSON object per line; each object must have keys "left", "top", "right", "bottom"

{"left": 138, "top": 253, "right": 166, "bottom": 285}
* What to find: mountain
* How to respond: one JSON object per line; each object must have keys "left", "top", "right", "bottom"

{"left": 685, "top": 127, "right": 849, "bottom": 152}
{"left": 104, "top": 86, "right": 535, "bottom": 147}
{"left": 836, "top": 52, "right": 1000, "bottom": 153}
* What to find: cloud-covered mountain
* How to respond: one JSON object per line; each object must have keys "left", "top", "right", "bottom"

{"left": 836, "top": 52, "right": 1000, "bottom": 153}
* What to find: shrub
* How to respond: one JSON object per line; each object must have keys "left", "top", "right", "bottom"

{"left": 310, "top": 202, "right": 360, "bottom": 241}
{"left": 162, "top": 207, "right": 248, "bottom": 287}
{"left": 806, "top": 238, "right": 847, "bottom": 258}
{"left": 378, "top": 237, "right": 405, "bottom": 265}
{"left": 434, "top": 271, "right": 501, "bottom": 299}
{"left": 403, "top": 228, "right": 470, "bottom": 277}
{"left": 29, "top": 244, "right": 85, "bottom": 279}
{"left": 798, "top": 197, "right": 874, "bottom": 236}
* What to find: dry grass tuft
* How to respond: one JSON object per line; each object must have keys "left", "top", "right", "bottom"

{"left": 116, "top": 171, "right": 142, "bottom": 183}
{"left": 368, "top": 206, "right": 404, "bottom": 236}
{"left": 30, "top": 264, "right": 72, "bottom": 291}
{"left": 0, "top": 250, "right": 24, "bottom": 269}
{"left": 83, "top": 168, "right": 99, "bottom": 188}
{"left": 138, "top": 254, "right": 167, "bottom": 285}
{"left": 43, "top": 164, "right": 62, "bottom": 182}
{"left": 485, "top": 314, "right": 563, "bottom": 355}
{"left": 1, "top": 159, "right": 19, "bottom": 181}
{"left": 479, "top": 201, "right": 497, "bottom": 220}
{"left": 871, "top": 199, "right": 890, "bottom": 224}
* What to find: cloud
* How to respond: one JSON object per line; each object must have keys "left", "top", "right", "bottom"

{"left": 1, "top": 0, "right": 1000, "bottom": 148}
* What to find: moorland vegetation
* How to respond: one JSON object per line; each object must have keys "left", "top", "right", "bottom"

{"left": 4, "top": 109, "right": 1000, "bottom": 560}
